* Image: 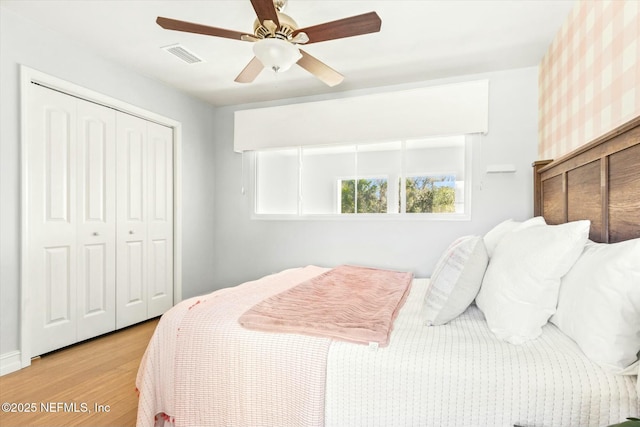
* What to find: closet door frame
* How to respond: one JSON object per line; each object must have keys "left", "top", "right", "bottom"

{"left": 20, "top": 66, "right": 183, "bottom": 370}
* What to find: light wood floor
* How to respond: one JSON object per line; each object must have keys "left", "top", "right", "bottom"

{"left": 0, "top": 318, "right": 159, "bottom": 427}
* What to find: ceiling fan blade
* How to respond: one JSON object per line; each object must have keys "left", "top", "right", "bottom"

{"left": 234, "top": 57, "right": 264, "bottom": 83}
{"left": 292, "top": 11, "right": 381, "bottom": 44}
{"left": 297, "top": 50, "right": 344, "bottom": 87}
{"left": 250, "top": 0, "right": 280, "bottom": 28}
{"left": 156, "top": 16, "right": 251, "bottom": 41}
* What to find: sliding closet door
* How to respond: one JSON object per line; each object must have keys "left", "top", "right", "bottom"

{"left": 76, "top": 101, "right": 116, "bottom": 341}
{"left": 146, "top": 122, "right": 174, "bottom": 318}
{"left": 28, "top": 85, "right": 79, "bottom": 356}
{"left": 116, "top": 113, "right": 148, "bottom": 328}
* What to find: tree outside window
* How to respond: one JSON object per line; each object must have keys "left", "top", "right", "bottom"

{"left": 339, "top": 175, "right": 455, "bottom": 214}
{"left": 405, "top": 175, "right": 456, "bottom": 213}
{"left": 340, "top": 178, "right": 388, "bottom": 213}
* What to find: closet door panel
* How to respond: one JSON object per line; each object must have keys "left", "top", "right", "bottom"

{"left": 126, "top": 241, "right": 145, "bottom": 296}
{"left": 76, "top": 100, "right": 116, "bottom": 341}
{"left": 41, "top": 246, "right": 73, "bottom": 331}
{"left": 81, "top": 244, "right": 108, "bottom": 309}
{"left": 147, "top": 123, "right": 174, "bottom": 317}
{"left": 28, "top": 85, "right": 78, "bottom": 356}
{"left": 116, "top": 112, "right": 148, "bottom": 328}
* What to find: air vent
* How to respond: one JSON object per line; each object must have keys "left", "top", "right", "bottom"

{"left": 162, "top": 44, "right": 204, "bottom": 64}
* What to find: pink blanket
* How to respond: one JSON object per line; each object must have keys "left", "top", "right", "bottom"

{"left": 136, "top": 266, "right": 333, "bottom": 427}
{"left": 239, "top": 265, "right": 413, "bottom": 347}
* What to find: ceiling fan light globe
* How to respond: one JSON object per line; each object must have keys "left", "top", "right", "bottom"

{"left": 253, "top": 38, "right": 301, "bottom": 73}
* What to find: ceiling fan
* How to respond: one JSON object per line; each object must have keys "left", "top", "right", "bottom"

{"left": 156, "top": 0, "right": 382, "bottom": 87}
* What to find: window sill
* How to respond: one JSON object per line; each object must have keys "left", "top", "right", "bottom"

{"left": 250, "top": 213, "right": 471, "bottom": 221}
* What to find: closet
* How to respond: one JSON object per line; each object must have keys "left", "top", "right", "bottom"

{"left": 26, "top": 83, "right": 174, "bottom": 357}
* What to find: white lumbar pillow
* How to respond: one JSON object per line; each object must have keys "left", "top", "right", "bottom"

{"left": 476, "top": 220, "right": 590, "bottom": 344}
{"left": 422, "top": 236, "right": 489, "bottom": 326}
{"left": 551, "top": 238, "right": 640, "bottom": 373}
{"left": 483, "top": 216, "right": 547, "bottom": 258}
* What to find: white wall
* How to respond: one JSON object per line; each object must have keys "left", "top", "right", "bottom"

{"left": 0, "top": 7, "right": 217, "bottom": 363}
{"left": 212, "top": 67, "right": 539, "bottom": 288}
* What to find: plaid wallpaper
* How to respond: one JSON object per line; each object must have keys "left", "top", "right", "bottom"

{"left": 539, "top": 0, "right": 640, "bottom": 160}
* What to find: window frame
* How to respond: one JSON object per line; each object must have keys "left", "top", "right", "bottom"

{"left": 251, "top": 136, "right": 473, "bottom": 221}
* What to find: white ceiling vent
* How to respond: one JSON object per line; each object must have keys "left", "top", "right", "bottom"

{"left": 162, "top": 44, "right": 204, "bottom": 64}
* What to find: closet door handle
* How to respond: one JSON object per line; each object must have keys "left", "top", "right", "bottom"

{"left": 93, "top": 232, "right": 99, "bottom": 236}
{"left": 129, "top": 230, "right": 134, "bottom": 235}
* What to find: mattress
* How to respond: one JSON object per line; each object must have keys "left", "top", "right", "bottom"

{"left": 325, "top": 278, "right": 639, "bottom": 427}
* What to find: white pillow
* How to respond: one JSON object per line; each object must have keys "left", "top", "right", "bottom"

{"left": 551, "top": 238, "right": 640, "bottom": 373}
{"left": 483, "top": 216, "right": 546, "bottom": 258}
{"left": 476, "top": 220, "right": 590, "bottom": 344}
{"left": 422, "top": 236, "right": 489, "bottom": 326}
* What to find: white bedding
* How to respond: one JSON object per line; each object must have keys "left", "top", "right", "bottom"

{"left": 137, "top": 272, "right": 639, "bottom": 427}
{"left": 326, "top": 278, "right": 639, "bottom": 427}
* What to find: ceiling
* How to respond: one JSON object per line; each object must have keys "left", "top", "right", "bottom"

{"left": 1, "top": 0, "right": 576, "bottom": 106}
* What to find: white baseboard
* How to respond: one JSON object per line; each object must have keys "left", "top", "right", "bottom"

{"left": 0, "top": 351, "right": 22, "bottom": 376}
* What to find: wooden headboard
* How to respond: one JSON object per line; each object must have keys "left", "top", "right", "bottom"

{"left": 533, "top": 116, "right": 640, "bottom": 243}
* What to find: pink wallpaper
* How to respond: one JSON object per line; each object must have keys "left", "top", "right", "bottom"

{"left": 539, "top": 0, "right": 640, "bottom": 159}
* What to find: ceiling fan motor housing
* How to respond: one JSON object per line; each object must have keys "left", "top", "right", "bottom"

{"left": 253, "top": 12, "right": 298, "bottom": 40}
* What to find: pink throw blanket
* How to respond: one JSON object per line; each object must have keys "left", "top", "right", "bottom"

{"left": 239, "top": 265, "right": 413, "bottom": 347}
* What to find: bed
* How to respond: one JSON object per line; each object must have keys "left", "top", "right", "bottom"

{"left": 136, "top": 116, "right": 640, "bottom": 427}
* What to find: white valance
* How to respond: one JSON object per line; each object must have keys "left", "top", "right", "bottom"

{"left": 234, "top": 79, "right": 489, "bottom": 152}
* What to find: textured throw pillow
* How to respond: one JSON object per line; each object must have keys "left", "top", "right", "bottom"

{"left": 483, "top": 216, "right": 546, "bottom": 258}
{"left": 551, "top": 238, "right": 640, "bottom": 373}
{"left": 422, "top": 236, "right": 489, "bottom": 326}
{"left": 476, "top": 220, "right": 590, "bottom": 344}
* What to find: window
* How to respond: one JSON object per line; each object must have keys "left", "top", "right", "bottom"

{"left": 340, "top": 178, "right": 389, "bottom": 214}
{"left": 253, "top": 135, "right": 470, "bottom": 219}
